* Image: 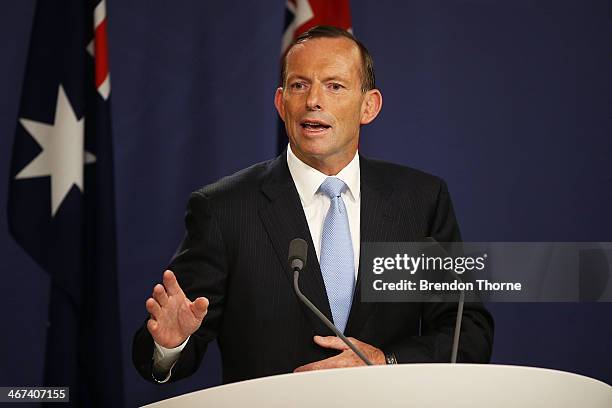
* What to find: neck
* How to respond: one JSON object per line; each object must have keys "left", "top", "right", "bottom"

{"left": 291, "top": 147, "right": 356, "bottom": 176}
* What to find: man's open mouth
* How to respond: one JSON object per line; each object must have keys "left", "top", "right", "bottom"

{"left": 300, "top": 120, "right": 331, "bottom": 131}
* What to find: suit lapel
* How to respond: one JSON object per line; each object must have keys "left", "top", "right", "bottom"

{"left": 345, "top": 156, "right": 395, "bottom": 336}
{"left": 258, "top": 153, "right": 335, "bottom": 335}
{"left": 258, "top": 153, "right": 397, "bottom": 337}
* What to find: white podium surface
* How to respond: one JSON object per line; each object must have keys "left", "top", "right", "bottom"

{"left": 142, "top": 364, "right": 611, "bottom": 408}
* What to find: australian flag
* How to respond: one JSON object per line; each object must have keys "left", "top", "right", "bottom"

{"left": 8, "top": 0, "right": 124, "bottom": 406}
{"left": 277, "top": 0, "right": 353, "bottom": 153}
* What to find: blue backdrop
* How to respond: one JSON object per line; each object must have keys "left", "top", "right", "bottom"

{"left": 1, "top": 1, "right": 610, "bottom": 406}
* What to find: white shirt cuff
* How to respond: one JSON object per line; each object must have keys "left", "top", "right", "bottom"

{"left": 152, "top": 336, "right": 190, "bottom": 383}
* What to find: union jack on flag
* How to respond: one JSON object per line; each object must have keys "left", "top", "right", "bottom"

{"left": 282, "top": 0, "right": 352, "bottom": 53}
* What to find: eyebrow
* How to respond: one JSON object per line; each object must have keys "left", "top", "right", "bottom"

{"left": 286, "top": 74, "right": 349, "bottom": 83}
{"left": 322, "top": 76, "right": 349, "bottom": 83}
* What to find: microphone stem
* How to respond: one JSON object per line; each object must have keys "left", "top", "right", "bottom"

{"left": 450, "top": 290, "right": 465, "bottom": 364}
{"left": 293, "top": 270, "right": 373, "bottom": 366}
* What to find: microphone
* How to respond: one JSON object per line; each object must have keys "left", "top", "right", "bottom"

{"left": 424, "top": 237, "right": 464, "bottom": 364}
{"left": 288, "top": 238, "right": 308, "bottom": 272}
{"left": 288, "top": 238, "right": 372, "bottom": 366}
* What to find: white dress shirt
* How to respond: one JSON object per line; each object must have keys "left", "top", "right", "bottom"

{"left": 152, "top": 145, "right": 361, "bottom": 381}
{"left": 286, "top": 144, "right": 361, "bottom": 276}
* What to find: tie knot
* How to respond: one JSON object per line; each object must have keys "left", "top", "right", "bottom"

{"left": 319, "top": 177, "right": 347, "bottom": 198}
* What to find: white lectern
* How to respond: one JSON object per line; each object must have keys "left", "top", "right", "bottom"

{"left": 142, "top": 364, "right": 611, "bottom": 408}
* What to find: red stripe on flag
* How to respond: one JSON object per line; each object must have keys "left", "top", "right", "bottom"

{"left": 94, "top": 19, "right": 109, "bottom": 88}
{"left": 295, "top": 0, "right": 352, "bottom": 37}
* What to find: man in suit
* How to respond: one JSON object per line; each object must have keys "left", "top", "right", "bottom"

{"left": 133, "top": 26, "right": 493, "bottom": 384}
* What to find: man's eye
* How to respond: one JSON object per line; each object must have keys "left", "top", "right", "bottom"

{"left": 291, "top": 82, "right": 305, "bottom": 90}
{"left": 329, "top": 83, "right": 344, "bottom": 91}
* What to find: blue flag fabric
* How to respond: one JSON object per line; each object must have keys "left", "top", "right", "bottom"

{"left": 8, "top": 0, "right": 124, "bottom": 406}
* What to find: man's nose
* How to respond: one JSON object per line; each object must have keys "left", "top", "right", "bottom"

{"left": 306, "top": 85, "right": 322, "bottom": 111}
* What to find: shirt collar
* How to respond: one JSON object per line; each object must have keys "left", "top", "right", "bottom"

{"left": 286, "top": 144, "right": 360, "bottom": 206}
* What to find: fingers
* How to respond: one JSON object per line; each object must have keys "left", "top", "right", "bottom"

{"left": 163, "top": 270, "right": 183, "bottom": 296}
{"left": 313, "top": 336, "right": 387, "bottom": 365}
{"left": 294, "top": 354, "right": 350, "bottom": 372}
{"left": 295, "top": 337, "right": 354, "bottom": 373}
{"left": 146, "top": 318, "right": 159, "bottom": 334}
{"left": 151, "top": 270, "right": 183, "bottom": 306}
{"left": 190, "top": 297, "right": 209, "bottom": 320}
{"left": 145, "top": 298, "right": 162, "bottom": 318}
{"left": 294, "top": 358, "right": 326, "bottom": 372}
{"left": 313, "top": 335, "right": 350, "bottom": 351}
{"left": 294, "top": 363, "right": 312, "bottom": 372}
{"left": 152, "top": 284, "right": 169, "bottom": 307}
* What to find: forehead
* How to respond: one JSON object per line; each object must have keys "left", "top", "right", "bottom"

{"left": 285, "top": 37, "right": 362, "bottom": 79}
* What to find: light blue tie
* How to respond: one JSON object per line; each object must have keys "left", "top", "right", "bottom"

{"left": 319, "top": 177, "right": 355, "bottom": 333}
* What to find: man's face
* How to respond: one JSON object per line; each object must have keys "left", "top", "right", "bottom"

{"left": 274, "top": 37, "right": 381, "bottom": 174}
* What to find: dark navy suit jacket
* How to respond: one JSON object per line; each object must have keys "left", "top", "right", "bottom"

{"left": 133, "top": 153, "right": 494, "bottom": 384}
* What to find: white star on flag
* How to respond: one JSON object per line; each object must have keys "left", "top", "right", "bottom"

{"left": 15, "top": 84, "right": 96, "bottom": 216}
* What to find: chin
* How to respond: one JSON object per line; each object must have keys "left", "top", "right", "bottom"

{"left": 294, "top": 140, "right": 333, "bottom": 158}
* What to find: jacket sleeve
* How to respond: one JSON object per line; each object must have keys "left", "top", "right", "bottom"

{"left": 132, "top": 191, "right": 229, "bottom": 382}
{"left": 385, "top": 181, "right": 494, "bottom": 363}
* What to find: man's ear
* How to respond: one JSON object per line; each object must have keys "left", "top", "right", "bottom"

{"left": 274, "top": 87, "right": 285, "bottom": 121}
{"left": 360, "top": 89, "right": 383, "bottom": 125}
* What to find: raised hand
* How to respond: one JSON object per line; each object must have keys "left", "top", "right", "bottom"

{"left": 145, "top": 270, "right": 209, "bottom": 348}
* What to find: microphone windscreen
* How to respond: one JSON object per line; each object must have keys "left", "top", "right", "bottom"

{"left": 288, "top": 238, "right": 308, "bottom": 270}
